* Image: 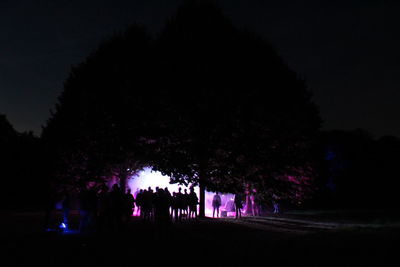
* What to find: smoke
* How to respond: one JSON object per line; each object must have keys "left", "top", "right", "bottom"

{"left": 127, "top": 167, "right": 236, "bottom": 217}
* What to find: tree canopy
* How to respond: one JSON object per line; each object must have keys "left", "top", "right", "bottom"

{"left": 43, "top": 2, "right": 321, "bottom": 210}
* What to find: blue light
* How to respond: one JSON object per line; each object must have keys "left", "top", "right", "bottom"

{"left": 326, "top": 149, "right": 336, "bottom": 161}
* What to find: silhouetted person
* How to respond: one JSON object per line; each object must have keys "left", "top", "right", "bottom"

{"left": 251, "top": 190, "right": 259, "bottom": 216}
{"left": 79, "top": 185, "right": 98, "bottom": 233}
{"left": 188, "top": 187, "right": 198, "bottom": 220}
{"left": 164, "top": 187, "right": 172, "bottom": 218}
{"left": 97, "top": 184, "right": 110, "bottom": 233}
{"left": 148, "top": 187, "right": 154, "bottom": 221}
{"left": 152, "top": 188, "right": 171, "bottom": 238}
{"left": 142, "top": 187, "right": 153, "bottom": 221}
{"left": 182, "top": 188, "right": 189, "bottom": 219}
{"left": 136, "top": 189, "right": 144, "bottom": 217}
{"left": 141, "top": 189, "right": 149, "bottom": 220}
{"left": 272, "top": 194, "right": 280, "bottom": 214}
{"left": 171, "top": 192, "right": 179, "bottom": 222}
{"left": 124, "top": 189, "right": 135, "bottom": 222}
{"left": 273, "top": 201, "right": 279, "bottom": 214}
{"left": 234, "top": 193, "right": 243, "bottom": 219}
{"left": 212, "top": 192, "right": 221, "bottom": 218}
{"left": 177, "top": 187, "right": 184, "bottom": 221}
{"left": 134, "top": 188, "right": 140, "bottom": 215}
{"left": 154, "top": 189, "right": 170, "bottom": 224}
{"left": 109, "top": 184, "right": 124, "bottom": 231}
{"left": 153, "top": 187, "right": 160, "bottom": 221}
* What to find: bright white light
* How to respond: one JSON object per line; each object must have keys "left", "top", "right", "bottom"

{"left": 127, "top": 167, "right": 236, "bottom": 217}
{"left": 128, "top": 168, "right": 190, "bottom": 193}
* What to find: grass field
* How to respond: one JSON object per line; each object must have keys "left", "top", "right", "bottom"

{"left": 0, "top": 210, "right": 398, "bottom": 266}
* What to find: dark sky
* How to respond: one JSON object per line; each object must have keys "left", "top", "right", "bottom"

{"left": 1, "top": 0, "right": 399, "bottom": 137}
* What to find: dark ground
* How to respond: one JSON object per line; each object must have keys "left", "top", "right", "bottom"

{"left": 0, "top": 210, "right": 399, "bottom": 266}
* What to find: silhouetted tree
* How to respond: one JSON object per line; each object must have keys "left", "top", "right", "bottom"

{"left": 43, "top": 2, "right": 321, "bottom": 216}
{"left": 150, "top": 2, "right": 321, "bottom": 214}
{"left": 42, "top": 24, "right": 152, "bottom": 190}
{"left": 0, "top": 114, "right": 19, "bottom": 206}
{"left": 0, "top": 114, "right": 44, "bottom": 209}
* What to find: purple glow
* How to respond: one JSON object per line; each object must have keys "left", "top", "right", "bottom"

{"left": 127, "top": 167, "right": 237, "bottom": 217}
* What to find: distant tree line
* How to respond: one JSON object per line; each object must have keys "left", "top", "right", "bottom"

{"left": 0, "top": 114, "right": 45, "bottom": 209}
{"left": 311, "top": 129, "right": 400, "bottom": 210}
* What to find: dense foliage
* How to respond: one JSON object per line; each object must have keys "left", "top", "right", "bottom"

{"left": 42, "top": 2, "right": 321, "bottom": 213}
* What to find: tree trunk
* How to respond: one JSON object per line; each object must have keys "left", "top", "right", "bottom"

{"left": 119, "top": 166, "right": 128, "bottom": 193}
{"left": 199, "top": 179, "right": 206, "bottom": 218}
{"left": 199, "top": 176, "right": 206, "bottom": 218}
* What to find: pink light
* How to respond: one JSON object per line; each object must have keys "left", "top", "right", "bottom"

{"left": 127, "top": 167, "right": 237, "bottom": 217}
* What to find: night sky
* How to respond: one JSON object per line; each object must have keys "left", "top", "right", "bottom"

{"left": 1, "top": 0, "right": 399, "bottom": 137}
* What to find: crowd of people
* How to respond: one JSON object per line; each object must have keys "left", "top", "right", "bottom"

{"left": 135, "top": 186, "right": 199, "bottom": 222}
{"left": 56, "top": 184, "right": 199, "bottom": 232}
{"left": 50, "top": 184, "right": 279, "bottom": 233}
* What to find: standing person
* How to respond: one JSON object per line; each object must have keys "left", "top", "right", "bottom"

{"left": 153, "top": 187, "right": 160, "bottom": 221}
{"left": 176, "top": 187, "right": 184, "bottom": 221}
{"left": 142, "top": 188, "right": 153, "bottom": 221}
{"left": 212, "top": 192, "right": 222, "bottom": 218}
{"left": 171, "top": 192, "right": 179, "bottom": 222}
{"left": 250, "top": 189, "right": 259, "bottom": 216}
{"left": 133, "top": 188, "right": 140, "bottom": 215}
{"left": 124, "top": 189, "right": 135, "bottom": 222}
{"left": 135, "top": 189, "right": 143, "bottom": 217}
{"left": 234, "top": 193, "right": 243, "bottom": 219}
{"left": 148, "top": 187, "right": 154, "bottom": 221}
{"left": 188, "top": 187, "right": 199, "bottom": 220}
{"left": 164, "top": 187, "right": 172, "bottom": 219}
{"left": 272, "top": 194, "right": 280, "bottom": 214}
{"left": 182, "top": 188, "right": 189, "bottom": 220}
{"left": 273, "top": 200, "right": 279, "bottom": 214}
{"left": 109, "top": 184, "right": 124, "bottom": 231}
{"left": 153, "top": 188, "right": 171, "bottom": 238}
{"left": 97, "top": 184, "right": 110, "bottom": 233}
{"left": 154, "top": 189, "right": 170, "bottom": 226}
